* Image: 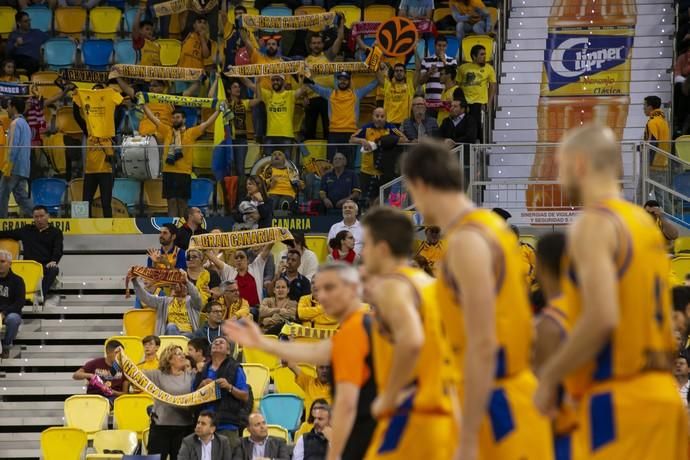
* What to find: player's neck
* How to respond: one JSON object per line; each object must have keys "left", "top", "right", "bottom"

{"left": 434, "top": 193, "right": 474, "bottom": 232}
{"left": 378, "top": 257, "right": 407, "bottom": 275}
{"left": 338, "top": 301, "right": 363, "bottom": 322}
{"left": 581, "top": 176, "right": 620, "bottom": 207}
{"left": 543, "top": 280, "right": 562, "bottom": 303}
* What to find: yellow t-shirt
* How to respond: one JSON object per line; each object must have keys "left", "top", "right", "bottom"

{"left": 140, "top": 39, "right": 161, "bottom": 67}
{"left": 138, "top": 358, "right": 159, "bottom": 370}
{"left": 305, "top": 53, "right": 332, "bottom": 99}
{"left": 219, "top": 296, "right": 252, "bottom": 320}
{"left": 268, "top": 166, "right": 296, "bottom": 198}
{"left": 178, "top": 31, "right": 207, "bottom": 69}
{"left": 451, "top": 0, "right": 487, "bottom": 23}
{"left": 230, "top": 99, "right": 250, "bottom": 138}
{"left": 73, "top": 88, "right": 124, "bottom": 138}
{"left": 437, "top": 84, "right": 459, "bottom": 125}
{"left": 295, "top": 372, "right": 333, "bottom": 410}
{"left": 297, "top": 295, "right": 338, "bottom": 328}
{"left": 328, "top": 90, "right": 357, "bottom": 133}
{"left": 138, "top": 102, "right": 173, "bottom": 136}
{"left": 261, "top": 89, "right": 296, "bottom": 139}
{"left": 457, "top": 62, "right": 496, "bottom": 105}
{"left": 157, "top": 124, "right": 205, "bottom": 175}
{"left": 84, "top": 136, "right": 114, "bottom": 174}
{"left": 166, "top": 297, "right": 192, "bottom": 332}
{"left": 415, "top": 240, "right": 446, "bottom": 272}
{"left": 383, "top": 80, "right": 414, "bottom": 125}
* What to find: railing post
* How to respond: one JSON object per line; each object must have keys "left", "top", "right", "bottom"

{"left": 641, "top": 142, "right": 649, "bottom": 201}
{"left": 468, "top": 144, "right": 476, "bottom": 201}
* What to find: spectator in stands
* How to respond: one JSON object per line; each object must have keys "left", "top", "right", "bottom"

{"left": 414, "top": 226, "right": 445, "bottom": 273}
{"left": 644, "top": 95, "right": 672, "bottom": 165}
{"left": 675, "top": 353, "right": 690, "bottom": 406}
{"left": 222, "top": 5, "right": 247, "bottom": 67}
{"left": 194, "top": 336, "right": 249, "bottom": 449}
{"left": 177, "top": 207, "right": 207, "bottom": 251}
{"left": 0, "top": 205, "right": 63, "bottom": 299}
{"left": 195, "top": 300, "right": 227, "bottom": 343}
{"left": 58, "top": 0, "right": 99, "bottom": 9}
{"left": 327, "top": 230, "right": 360, "bottom": 264}
{"left": 292, "top": 405, "right": 331, "bottom": 460}
{"left": 437, "top": 65, "right": 461, "bottom": 125}
{"left": 216, "top": 280, "right": 252, "bottom": 322}
{"left": 439, "top": 98, "right": 478, "bottom": 145}
{"left": 259, "top": 277, "right": 296, "bottom": 334}
{"left": 458, "top": 44, "right": 497, "bottom": 141}
{"left": 350, "top": 108, "right": 409, "bottom": 207}
{"left": 277, "top": 233, "right": 318, "bottom": 281}
{"left": 145, "top": 344, "right": 197, "bottom": 460}
{"left": 276, "top": 249, "right": 312, "bottom": 301}
{"left": 644, "top": 199, "right": 679, "bottom": 244}
{"left": 131, "top": 271, "right": 203, "bottom": 337}
{"left": 6, "top": 12, "right": 48, "bottom": 77}
{"left": 186, "top": 248, "right": 217, "bottom": 307}
{"left": 179, "top": 16, "right": 212, "bottom": 70}
{"left": 377, "top": 63, "right": 416, "bottom": 128}
{"left": 132, "top": 4, "right": 161, "bottom": 67}
{"left": 319, "top": 152, "right": 361, "bottom": 214}
{"left": 139, "top": 335, "right": 161, "bottom": 371}
{"left": 308, "top": 71, "right": 381, "bottom": 166}
{"left": 265, "top": 150, "right": 300, "bottom": 211}
{"left": 0, "top": 97, "right": 32, "bottom": 218}
{"left": 419, "top": 36, "right": 457, "bottom": 116}
{"left": 178, "top": 410, "right": 233, "bottom": 460}
{"left": 72, "top": 339, "right": 129, "bottom": 401}
{"left": 0, "top": 60, "right": 19, "bottom": 82}
{"left": 288, "top": 363, "right": 332, "bottom": 411}
{"left": 223, "top": 78, "right": 252, "bottom": 185}
{"left": 232, "top": 412, "right": 290, "bottom": 460}
{"left": 188, "top": 337, "right": 210, "bottom": 372}
{"left": 451, "top": 0, "right": 492, "bottom": 46}
{"left": 398, "top": 0, "right": 434, "bottom": 18}
{"left": 0, "top": 249, "right": 24, "bottom": 359}
{"left": 304, "top": 25, "right": 345, "bottom": 140}
{"left": 297, "top": 281, "right": 338, "bottom": 329}
{"left": 235, "top": 175, "right": 272, "bottom": 229}
{"left": 206, "top": 244, "right": 273, "bottom": 306}
{"left": 148, "top": 223, "right": 187, "bottom": 270}
{"left": 402, "top": 96, "right": 439, "bottom": 141}
{"left": 327, "top": 200, "right": 363, "bottom": 254}
{"left": 143, "top": 104, "right": 220, "bottom": 218}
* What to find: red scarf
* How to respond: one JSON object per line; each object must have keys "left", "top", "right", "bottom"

{"left": 332, "top": 248, "right": 356, "bottom": 264}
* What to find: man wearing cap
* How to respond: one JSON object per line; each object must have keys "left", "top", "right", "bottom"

{"left": 307, "top": 68, "right": 384, "bottom": 167}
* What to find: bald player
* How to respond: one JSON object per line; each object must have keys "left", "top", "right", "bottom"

{"left": 534, "top": 124, "right": 686, "bottom": 459}
{"left": 402, "top": 141, "right": 552, "bottom": 460}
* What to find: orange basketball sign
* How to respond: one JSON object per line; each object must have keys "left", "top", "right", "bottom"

{"left": 375, "top": 17, "right": 419, "bottom": 57}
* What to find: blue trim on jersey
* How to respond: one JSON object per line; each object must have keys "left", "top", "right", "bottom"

{"left": 377, "top": 392, "right": 415, "bottom": 454}
{"left": 590, "top": 392, "right": 616, "bottom": 451}
{"left": 554, "top": 433, "right": 572, "bottom": 460}
{"left": 488, "top": 388, "right": 515, "bottom": 442}
{"left": 593, "top": 341, "right": 613, "bottom": 381}
{"left": 495, "top": 347, "right": 507, "bottom": 379}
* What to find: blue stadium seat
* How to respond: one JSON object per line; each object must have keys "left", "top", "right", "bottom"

{"left": 112, "top": 178, "right": 141, "bottom": 215}
{"left": 123, "top": 6, "right": 138, "bottom": 33}
{"left": 105, "top": 0, "right": 126, "bottom": 10}
{"left": 81, "top": 39, "right": 113, "bottom": 70}
{"left": 189, "top": 178, "right": 214, "bottom": 213}
{"left": 114, "top": 39, "right": 136, "bottom": 64}
{"left": 31, "top": 178, "right": 67, "bottom": 216}
{"left": 260, "top": 5, "right": 293, "bottom": 16}
{"left": 42, "top": 38, "right": 77, "bottom": 70}
{"left": 24, "top": 5, "right": 52, "bottom": 33}
{"left": 407, "top": 39, "right": 427, "bottom": 69}
{"left": 673, "top": 172, "right": 690, "bottom": 210}
{"left": 259, "top": 394, "right": 304, "bottom": 432}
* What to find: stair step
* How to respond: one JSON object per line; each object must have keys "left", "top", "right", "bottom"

{"left": 0, "top": 385, "right": 85, "bottom": 395}
{"left": 0, "top": 448, "right": 41, "bottom": 459}
{"left": 502, "top": 57, "right": 671, "bottom": 73}
{"left": 503, "top": 47, "right": 671, "bottom": 62}
{"left": 509, "top": 15, "right": 672, "bottom": 29}
{"left": 497, "top": 94, "right": 668, "bottom": 107}
{"left": 505, "top": 36, "right": 670, "bottom": 50}
{"left": 498, "top": 81, "right": 671, "bottom": 95}
{"left": 513, "top": 0, "right": 664, "bottom": 6}
{"left": 507, "top": 24, "right": 673, "bottom": 39}
{"left": 510, "top": 3, "right": 671, "bottom": 16}
{"left": 499, "top": 72, "right": 669, "bottom": 84}
{"left": 492, "top": 128, "right": 642, "bottom": 143}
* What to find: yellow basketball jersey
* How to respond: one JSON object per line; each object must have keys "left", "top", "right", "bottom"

{"left": 371, "top": 266, "right": 456, "bottom": 415}
{"left": 540, "top": 295, "right": 571, "bottom": 337}
{"left": 436, "top": 209, "right": 534, "bottom": 383}
{"left": 561, "top": 198, "right": 676, "bottom": 397}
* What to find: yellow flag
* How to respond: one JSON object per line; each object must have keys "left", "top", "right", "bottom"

{"left": 214, "top": 72, "right": 226, "bottom": 146}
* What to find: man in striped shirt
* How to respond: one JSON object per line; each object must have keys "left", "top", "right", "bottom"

{"left": 419, "top": 36, "right": 458, "bottom": 117}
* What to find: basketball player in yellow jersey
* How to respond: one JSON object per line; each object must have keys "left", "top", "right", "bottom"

{"left": 402, "top": 142, "right": 553, "bottom": 460}
{"left": 359, "top": 207, "right": 458, "bottom": 460}
{"left": 534, "top": 124, "right": 687, "bottom": 460}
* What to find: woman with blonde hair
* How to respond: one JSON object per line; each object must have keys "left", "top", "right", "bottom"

{"left": 259, "top": 277, "right": 296, "bottom": 335}
{"left": 144, "top": 344, "right": 196, "bottom": 460}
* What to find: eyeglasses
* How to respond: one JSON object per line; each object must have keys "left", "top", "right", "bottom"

{"left": 188, "top": 255, "right": 200, "bottom": 260}
{"left": 210, "top": 310, "right": 224, "bottom": 314}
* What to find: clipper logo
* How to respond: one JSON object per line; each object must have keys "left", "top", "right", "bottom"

{"left": 544, "top": 34, "right": 633, "bottom": 91}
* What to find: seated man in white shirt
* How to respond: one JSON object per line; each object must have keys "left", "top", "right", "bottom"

{"left": 326, "top": 200, "right": 363, "bottom": 255}
{"left": 293, "top": 405, "right": 331, "bottom": 460}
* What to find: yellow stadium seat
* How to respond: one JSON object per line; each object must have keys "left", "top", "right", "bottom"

{"left": 64, "top": 395, "right": 110, "bottom": 439}
{"left": 158, "top": 335, "right": 190, "bottom": 357}
{"left": 56, "top": 106, "right": 83, "bottom": 136}
{"left": 294, "top": 421, "right": 311, "bottom": 442}
{"left": 123, "top": 308, "right": 157, "bottom": 337}
{"left": 143, "top": 179, "right": 168, "bottom": 215}
{"left": 68, "top": 178, "right": 84, "bottom": 202}
{"left": 89, "top": 6, "right": 122, "bottom": 38}
{"left": 142, "top": 427, "right": 150, "bottom": 451}
{"left": 0, "top": 7, "right": 15, "bottom": 38}
{"left": 303, "top": 140, "right": 327, "bottom": 162}
{"left": 519, "top": 234, "right": 538, "bottom": 249}
{"left": 675, "top": 236, "right": 690, "bottom": 254}
{"left": 43, "top": 134, "right": 68, "bottom": 175}
{"left": 113, "top": 394, "right": 154, "bottom": 440}
{"left": 55, "top": 7, "right": 87, "bottom": 39}
{"left": 462, "top": 35, "right": 495, "bottom": 63}
{"left": 0, "top": 238, "right": 19, "bottom": 259}
{"left": 86, "top": 430, "right": 138, "bottom": 459}
{"left": 433, "top": 7, "right": 451, "bottom": 23}
{"left": 7, "top": 193, "right": 17, "bottom": 217}
{"left": 90, "top": 197, "right": 130, "bottom": 218}
{"left": 330, "top": 5, "right": 361, "bottom": 28}
{"left": 158, "top": 39, "right": 181, "bottom": 66}
{"left": 271, "top": 366, "right": 306, "bottom": 399}
{"left": 11, "top": 260, "right": 43, "bottom": 303}
{"left": 106, "top": 335, "right": 145, "bottom": 363}
{"left": 672, "top": 256, "right": 690, "bottom": 281}
{"left": 243, "top": 340, "right": 281, "bottom": 372}
{"left": 242, "top": 363, "right": 270, "bottom": 403}
{"left": 32, "top": 71, "right": 62, "bottom": 99}
{"left": 676, "top": 135, "right": 690, "bottom": 167}
{"left": 363, "top": 4, "right": 395, "bottom": 22}
{"left": 245, "top": 141, "right": 261, "bottom": 170}
{"left": 193, "top": 139, "right": 214, "bottom": 174}
{"left": 487, "top": 7, "right": 499, "bottom": 28}
{"left": 41, "top": 427, "right": 88, "bottom": 460}
{"left": 305, "top": 235, "right": 328, "bottom": 263}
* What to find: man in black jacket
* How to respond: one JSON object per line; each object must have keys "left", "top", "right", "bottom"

{"left": 293, "top": 405, "right": 331, "bottom": 460}
{"left": 0, "top": 249, "right": 25, "bottom": 358}
{"left": 439, "top": 99, "right": 478, "bottom": 186}
{"left": 193, "top": 336, "right": 250, "bottom": 449}
{"left": 0, "top": 205, "right": 62, "bottom": 301}
{"left": 176, "top": 207, "right": 207, "bottom": 251}
{"left": 178, "top": 410, "right": 233, "bottom": 460}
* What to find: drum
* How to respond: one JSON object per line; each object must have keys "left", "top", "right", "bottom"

{"left": 121, "top": 135, "right": 160, "bottom": 180}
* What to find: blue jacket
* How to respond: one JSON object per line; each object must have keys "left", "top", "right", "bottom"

{"left": 10, "top": 115, "right": 31, "bottom": 178}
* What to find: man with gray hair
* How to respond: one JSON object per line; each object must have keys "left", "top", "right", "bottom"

{"left": 0, "top": 249, "right": 24, "bottom": 359}
{"left": 327, "top": 200, "right": 363, "bottom": 255}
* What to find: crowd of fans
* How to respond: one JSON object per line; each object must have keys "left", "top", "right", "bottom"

{"left": 0, "top": 0, "right": 497, "bottom": 219}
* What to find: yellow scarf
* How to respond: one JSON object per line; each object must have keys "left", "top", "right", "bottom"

{"left": 189, "top": 227, "right": 294, "bottom": 250}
